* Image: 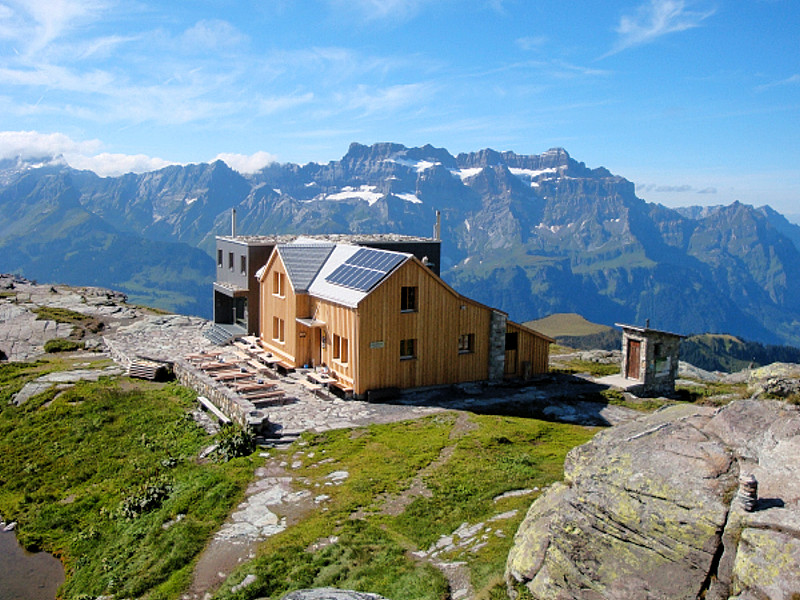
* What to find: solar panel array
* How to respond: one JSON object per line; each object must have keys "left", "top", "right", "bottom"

{"left": 325, "top": 248, "right": 406, "bottom": 292}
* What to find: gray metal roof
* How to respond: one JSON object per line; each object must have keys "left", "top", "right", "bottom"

{"left": 278, "top": 243, "right": 335, "bottom": 293}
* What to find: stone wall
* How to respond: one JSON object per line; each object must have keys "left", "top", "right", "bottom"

{"left": 173, "top": 360, "right": 268, "bottom": 434}
{"left": 488, "top": 310, "right": 507, "bottom": 382}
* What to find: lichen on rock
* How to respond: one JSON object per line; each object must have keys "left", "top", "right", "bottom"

{"left": 506, "top": 400, "right": 800, "bottom": 600}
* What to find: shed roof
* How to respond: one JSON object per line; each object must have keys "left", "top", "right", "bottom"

{"left": 614, "top": 323, "right": 685, "bottom": 339}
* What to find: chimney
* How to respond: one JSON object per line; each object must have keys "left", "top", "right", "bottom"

{"left": 645, "top": 318, "right": 650, "bottom": 329}
{"left": 434, "top": 210, "right": 441, "bottom": 241}
{"left": 231, "top": 208, "right": 237, "bottom": 237}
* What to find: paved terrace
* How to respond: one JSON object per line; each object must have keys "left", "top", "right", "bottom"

{"left": 106, "top": 316, "right": 638, "bottom": 440}
{"left": 105, "top": 316, "right": 444, "bottom": 438}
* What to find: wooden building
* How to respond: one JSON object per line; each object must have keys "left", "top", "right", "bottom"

{"left": 257, "top": 240, "right": 552, "bottom": 398}
{"left": 208, "top": 230, "right": 440, "bottom": 345}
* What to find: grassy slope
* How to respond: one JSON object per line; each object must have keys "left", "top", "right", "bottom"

{"left": 525, "top": 313, "right": 613, "bottom": 338}
{"left": 1, "top": 359, "right": 597, "bottom": 600}
{"left": 0, "top": 361, "right": 256, "bottom": 600}
{"left": 214, "top": 413, "right": 596, "bottom": 600}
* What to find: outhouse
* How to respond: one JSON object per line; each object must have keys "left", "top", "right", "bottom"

{"left": 615, "top": 323, "right": 684, "bottom": 396}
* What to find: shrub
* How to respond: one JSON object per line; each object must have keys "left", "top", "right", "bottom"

{"left": 213, "top": 425, "right": 255, "bottom": 462}
{"left": 44, "top": 338, "right": 84, "bottom": 353}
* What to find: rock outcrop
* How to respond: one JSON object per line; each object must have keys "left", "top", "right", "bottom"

{"left": 506, "top": 400, "right": 800, "bottom": 599}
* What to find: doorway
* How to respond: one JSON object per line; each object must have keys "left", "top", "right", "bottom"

{"left": 626, "top": 339, "right": 641, "bottom": 379}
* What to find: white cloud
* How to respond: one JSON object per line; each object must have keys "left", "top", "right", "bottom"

{"left": 0, "top": 130, "right": 176, "bottom": 176}
{"left": 756, "top": 74, "right": 800, "bottom": 92}
{"left": 605, "top": 0, "right": 715, "bottom": 57}
{"left": 66, "top": 152, "right": 175, "bottom": 177}
{"left": 215, "top": 151, "right": 278, "bottom": 174}
{"left": 0, "top": 130, "right": 102, "bottom": 159}
{"left": 342, "top": 82, "right": 435, "bottom": 115}
{"left": 4, "top": 0, "right": 109, "bottom": 54}
{"left": 180, "top": 19, "right": 248, "bottom": 51}
{"left": 516, "top": 36, "right": 548, "bottom": 52}
{"left": 327, "top": 0, "right": 431, "bottom": 21}
{"left": 258, "top": 92, "right": 314, "bottom": 115}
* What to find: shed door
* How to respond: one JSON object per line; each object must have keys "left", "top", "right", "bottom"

{"left": 626, "top": 340, "right": 641, "bottom": 379}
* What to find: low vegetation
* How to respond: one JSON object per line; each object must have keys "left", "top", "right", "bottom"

{"left": 33, "top": 306, "right": 105, "bottom": 339}
{"left": 213, "top": 413, "right": 596, "bottom": 600}
{"left": 0, "top": 363, "right": 256, "bottom": 599}
{"left": 43, "top": 337, "right": 85, "bottom": 353}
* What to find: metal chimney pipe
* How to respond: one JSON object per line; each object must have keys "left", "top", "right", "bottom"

{"left": 434, "top": 210, "right": 441, "bottom": 241}
{"left": 231, "top": 208, "right": 237, "bottom": 237}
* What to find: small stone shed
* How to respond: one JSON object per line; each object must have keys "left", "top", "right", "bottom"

{"left": 615, "top": 323, "right": 684, "bottom": 396}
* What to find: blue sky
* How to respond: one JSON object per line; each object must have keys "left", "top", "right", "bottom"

{"left": 1, "top": 0, "right": 798, "bottom": 214}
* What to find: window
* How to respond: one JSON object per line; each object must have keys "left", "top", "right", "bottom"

{"left": 333, "top": 334, "right": 349, "bottom": 364}
{"left": 228, "top": 251, "right": 234, "bottom": 270}
{"left": 272, "top": 317, "right": 285, "bottom": 343}
{"left": 401, "top": 286, "right": 417, "bottom": 312}
{"left": 240, "top": 255, "right": 246, "bottom": 275}
{"left": 217, "top": 249, "right": 223, "bottom": 267}
{"left": 505, "top": 332, "right": 518, "bottom": 351}
{"left": 273, "top": 271, "right": 285, "bottom": 297}
{"left": 400, "top": 338, "right": 416, "bottom": 360}
{"left": 458, "top": 333, "right": 475, "bottom": 354}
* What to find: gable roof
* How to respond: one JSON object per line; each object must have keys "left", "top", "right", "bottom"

{"left": 277, "top": 243, "right": 335, "bottom": 293}
{"left": 273, "top": 241, "right": 412, "bottom": 308}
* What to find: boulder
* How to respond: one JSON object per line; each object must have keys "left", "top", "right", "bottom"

{"left": 506, "top": 400, "right": 800, "bottom": 599}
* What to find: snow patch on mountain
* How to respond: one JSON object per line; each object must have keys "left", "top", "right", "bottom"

{"left": 325, "top": 185, "right": 384, "bottom": 206}
{"left": 509, "top": 167, "right": 558, "bottom": 179}
{"left": 453, "top": 167, "right": 483, "bottom": 180}
{"left": 394, "top": 192, "right": 422, "bottom": 204}
{"left": 385, "top": 158, "right": 440, "bottom": 173}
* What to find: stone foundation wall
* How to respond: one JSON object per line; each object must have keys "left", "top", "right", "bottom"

{"left": 173, "top": 360, "right": 268, "bottom": 433}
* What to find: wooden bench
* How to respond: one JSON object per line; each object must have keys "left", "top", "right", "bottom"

{"left": 299, "top": 379, "right": 325, "bottom": 398}
{"left": 274, "top": 361, "right": 295, "bottom": 376}
{"left": 329, "top": 379, "right": 354, "bottom": 396}
{"left": 245, "top": 389, "right": 286, "bottom": 402}
{"left": 197, "top": 396, "right": 231, "bottom": 425}
{"left": 233, "top": 381, "right": 278, "bottom": 393}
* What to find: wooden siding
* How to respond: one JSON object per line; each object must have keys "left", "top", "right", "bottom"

{"left": 504, "top": 321, "right": 551, "bottom": 378}
{"left": 257, "top": 247, "right": 550, "bottom": 395}
{"left": 354, "top": 260, "right": 492, "bottom": 395}
{"left": 258, "top": 254, "right": 298, "bottom": 364}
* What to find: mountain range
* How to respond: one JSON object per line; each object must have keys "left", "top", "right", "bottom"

{"left": 1, "top": 143, "right": 799, "bottom": 347}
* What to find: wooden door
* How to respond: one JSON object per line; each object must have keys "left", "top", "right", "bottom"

{"left": 626, "top": 340, "right": 641, "bottom": 379}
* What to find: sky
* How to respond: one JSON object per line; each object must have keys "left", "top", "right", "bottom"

{"left": 0, "top": 0, "right": 798, "bottom": 214}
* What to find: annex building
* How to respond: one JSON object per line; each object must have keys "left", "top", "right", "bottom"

{"left": 256, "top": 238, "right": 552, "bottom": 399}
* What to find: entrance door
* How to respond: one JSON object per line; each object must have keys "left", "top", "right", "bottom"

{"left": 626, "top": 340, "right": 641, "bottom": 379}
{"left": 234, "top": 298, "right": 247, "bottom": 328}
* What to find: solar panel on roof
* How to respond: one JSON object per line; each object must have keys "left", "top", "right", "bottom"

{"left": 347, "top": 248, "right": 405, "bottom": 272}
{"left": 325, "top": 247, "right": 407, "bottom": 292}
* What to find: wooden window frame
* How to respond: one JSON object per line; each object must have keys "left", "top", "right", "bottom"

{"left": 400, "top": 338, "right": 416, "bottom": 360}
{"left": 400, "top": 286, "right": 417, "bottom": 313}
{"left": 273, "top": 271, "right": 285, "bottom": 297}
{"left": 272, "top": 317, "right": 285, "bottom": 343}
{"left": 332, "top": 334, "right": 349, "bottom": 364}
{"left": 458, "top": 333, "right": 475, "bottom": 354}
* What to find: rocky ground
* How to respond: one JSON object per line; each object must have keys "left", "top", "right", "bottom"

{"left": 506, "top": 399, "right": 800, "bottom": 600}
{"left": 5, "top": 275, "right": 800, "bottom": 600}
